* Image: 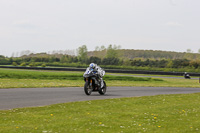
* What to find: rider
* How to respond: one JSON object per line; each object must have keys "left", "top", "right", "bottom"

{"left": 89, "top": 63, "right": 105, "bottom": 88}
{"left": 183, "top": 72, "right": 190, "bottom": 79}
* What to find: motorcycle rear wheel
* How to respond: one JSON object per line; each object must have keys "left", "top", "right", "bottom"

{"left": 84, "top": 81, "right": 92, "bottom": 95}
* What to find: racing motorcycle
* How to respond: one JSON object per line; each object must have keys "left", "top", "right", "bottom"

{"left": 83, "top": 68, "right": 106, "bottom": 95}
{"left": 184, "top": 73, "right": 191, "bottom": 79}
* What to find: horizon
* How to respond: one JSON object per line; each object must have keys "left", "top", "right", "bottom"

{"left": 2, "top": 47, "right": 199, "bottom": 58}
{"left": 1, "top": 46, "right": 199, "bottom": 57}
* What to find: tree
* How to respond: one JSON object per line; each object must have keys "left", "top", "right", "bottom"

{"left": 166, "top": 60, "right": 173, "bottom": 68}
{"left": 95, "top": 46, "right": 100, "bottom": 51}
{"left": 20, "top": 50, "right": 32, "bottom": 57}
{"left": 29, "top": 62, "right": 36, "bottom": 67}
{"left": 106, "top": 44, "right": 121, "bottom": 58}
{"left": 198, "top": 49, "right": 200, "bottom": 54}
{"left": 189, "top": 60, "right": 200, "bottom": 69}
{"left": 100, "top": 45, "right": 106, "bottom": 51}
{"left": 12, "top": 62, "right": 18, "bottom": 66}
{"left": 186, "top": 49, "right": 192, "bottom": 53}
{"left": 102, "top": 57, "right": 120, "bottom": 65}
{"left": 0, "top": 55, "right": 5, "bottom": 58}
{"left": 20, "top": 62, "right": 26, "bottom": 66}
{"left": 41, "top": 63, "right": 46, "bottom": 67}
{"left": 77, "top": 45, "right": 88, "bottom": 63}
{"left": 87, "top": 56, "right": 101, "bottom": 64}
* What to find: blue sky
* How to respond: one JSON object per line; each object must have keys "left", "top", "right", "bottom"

{"left": 0, "top": 0, "right": 200, "bottom": 56}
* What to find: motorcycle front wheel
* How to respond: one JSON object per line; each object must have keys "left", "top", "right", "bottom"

{"left": 98, "top": 81, "right": 106, "bottom": 95}
{"left": 84, "top": 81, "right": 92, "bottom": 95}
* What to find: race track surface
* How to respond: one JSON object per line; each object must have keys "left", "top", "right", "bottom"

{"left": 1, "top": 87, "right": 200, "bottom": 110}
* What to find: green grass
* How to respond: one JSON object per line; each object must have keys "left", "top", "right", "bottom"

{"left": 0, "top": 79, "right": 83, "bottom": 88}
{"left": 1, "top": 93, "right": 200, "bottom": 132}
{"left": 1, "top": 78, "right": 199, "bottom": 88}
{"left": 0, "top": 68, "right": 161, "bottom": 81}
{"left": 107, "top": 78, "right": 200, "bottom": 88}
{"left": 1, "top": 68, "right": 200, "bottom": 88}
{"left": 0, "top": 69, "right": 83, "bottom": 80}
{"left": 1, "top": 68, "right": 200, "bottom": 132}
{"left": 0, "top": 69, "right": 165, "bottom": 88}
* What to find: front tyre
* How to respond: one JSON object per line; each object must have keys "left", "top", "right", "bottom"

{"left": 84, "top": 81, "right": 92, "bottom": 95}
{"left": 99, "top": 81, "right": 106, "bottom": 95}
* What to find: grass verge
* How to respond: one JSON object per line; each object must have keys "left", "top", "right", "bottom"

{"left": 0, "top": 68, "right": 161, "bottom": 81}
{"left": 1, "top": 93, "right": 200, "bottom": 132}
{"left": 1, "top": 78, "right": 199, "bottom": 89}
{"left": 0, "top": 68, "right": 165, "bottom": 89}
{"left": 0, "top": 68, "right": 200, "bottom": 88}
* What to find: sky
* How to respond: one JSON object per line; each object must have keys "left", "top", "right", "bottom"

{"left": 0, "top": 0, "right": 200, "bottom": 57}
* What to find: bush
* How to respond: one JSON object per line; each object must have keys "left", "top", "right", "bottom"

{"left": 29, "top": 62, "right": 36, "bottom": 67}
{"left": 41, "top": 63, "right": 46, "bottom": 67}
{"left": 12, "top": 62, "right": 18, "bottom": 66}
{"left": 20, "top": 62, "right": 26, "bottom": 66}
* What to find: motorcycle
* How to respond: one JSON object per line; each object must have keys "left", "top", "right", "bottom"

{"left": 184, "top": 74, "right": 191, "bottom": 79}
{"left": 83, "top": 68, "right": 106, "bottom": 95}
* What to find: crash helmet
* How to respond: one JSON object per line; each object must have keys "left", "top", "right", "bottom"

{"left": 89, "top": 63, "right": 96, "bottom": 69}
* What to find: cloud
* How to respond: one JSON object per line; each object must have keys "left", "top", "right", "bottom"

{"left": 169, "top": 0, "right": 177, "bottom": 6}
{"left": 13, "top": 20, "right": 37, "bottom": 29}
{"left": 165, "top": 21, "right": 183, "bottom": 27}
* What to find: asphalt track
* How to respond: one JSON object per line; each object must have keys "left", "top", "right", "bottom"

{"left": 1, "top": 87, "right": 200, "bottom": 110}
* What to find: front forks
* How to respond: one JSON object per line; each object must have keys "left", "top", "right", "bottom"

{"left": 90, "top": 79, "right": 92, "bottom": 86}
{"left": 86, "top": 78, "right": 93, "bottom": 88}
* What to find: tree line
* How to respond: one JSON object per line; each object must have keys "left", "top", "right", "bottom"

{"left": 0, "top": 45, "right": 200, "bottom": 71}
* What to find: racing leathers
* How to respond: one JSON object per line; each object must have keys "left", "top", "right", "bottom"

{"left": 87, "top": 64, "right": 105, "bottom": 88}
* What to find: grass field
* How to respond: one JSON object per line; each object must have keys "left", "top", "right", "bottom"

{"left": 0, "top": 78, "right": 200, "bottom": 89}
{"left": 1, "top": 68, "right": 200, "bottom": 132}
{"left": 0, "top": 68, "right": 164, "bottom": 89}
{"left": 1, "top": 93, "right": 200, "bottom": 133}
{"left": 0, "top": 68, "right": 161, "bottom": 81}
{"left": 0, "top": 68, "right": 200, "bottom": 88}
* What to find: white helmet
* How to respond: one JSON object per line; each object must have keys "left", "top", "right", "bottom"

{"left": 89, "top": 63, "right": 96, "bottom": 69}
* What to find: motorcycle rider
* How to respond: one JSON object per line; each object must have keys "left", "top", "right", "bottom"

{"left": 184, "top": 72, "right": 190, "bottom": 79}
{"left": 88, "top": 63, "right": 105, "bottom": 88}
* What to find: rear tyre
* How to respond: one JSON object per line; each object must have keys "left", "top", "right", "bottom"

{"left": 84, "top": 81, "right": 92, "bottom": 95}
{"left": 99, "top": 81, "right": 106, "bottom": 95}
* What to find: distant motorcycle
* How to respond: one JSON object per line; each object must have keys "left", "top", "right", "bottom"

{"left": 184, "top": 73, "right": 191, "bottom": 79}
{"left": 83, "top": 68, "right": 106, "bottom": 95}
